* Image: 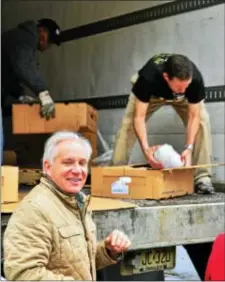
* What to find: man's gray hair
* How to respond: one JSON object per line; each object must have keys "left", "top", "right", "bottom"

{"left": 42, "top": 131, "right": 92, "bottom": 173}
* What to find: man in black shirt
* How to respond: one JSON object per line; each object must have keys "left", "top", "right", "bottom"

{"left": 111, "top": 53, "right": 214, "bottom": 194}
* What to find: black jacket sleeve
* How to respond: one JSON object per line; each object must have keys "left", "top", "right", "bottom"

{"left": 8, "top": 43, "right": 48, "bottom": 96}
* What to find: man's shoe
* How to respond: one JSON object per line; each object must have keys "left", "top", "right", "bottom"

{"left": 195, "top": 181, "right": 215, "bottom": 195}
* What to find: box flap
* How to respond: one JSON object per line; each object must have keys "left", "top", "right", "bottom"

{"left": 163, "top": 163, "right": 225, "bottom": 171}
{"left": 129, "top": 162, "right": 225, "bottom": 171}
{"left": 100, "top": 166, "right": 126, "bottom": 176}
{"left": 124, "top": 166, "right": 150, "bottom": 177}
{"left": 1, "top": 194, "right": 137, "bottom": 213}
{"left": 90, "top": 197, "right": 137, "bottom": 211}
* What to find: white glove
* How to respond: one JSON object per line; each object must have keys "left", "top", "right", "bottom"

{"left": 39, "top": 91, "right": 55, "bottom": 120}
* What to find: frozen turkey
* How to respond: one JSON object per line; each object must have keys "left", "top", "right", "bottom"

{"left": 154, "top": 144, "right": 184, "bottom": 169}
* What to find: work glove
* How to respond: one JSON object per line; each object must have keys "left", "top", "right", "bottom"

{"left": 39, "top": 91, "right": 55, "bottom": 120}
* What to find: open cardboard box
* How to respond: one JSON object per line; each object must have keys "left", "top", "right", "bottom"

{"left": 91, "top": 163, "right": 225, "bottom": 200}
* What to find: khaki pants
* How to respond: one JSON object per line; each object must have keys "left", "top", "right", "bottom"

{"left": 111, "top": 90, "right": 212, "bottom": 183}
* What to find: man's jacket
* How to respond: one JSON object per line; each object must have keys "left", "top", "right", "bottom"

{"left": 4, "top": 177, "right": 116, "bottom": 280}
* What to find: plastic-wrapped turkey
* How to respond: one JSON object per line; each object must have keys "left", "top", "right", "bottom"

{"left": 154, "top": 144, "right": 184, "bottom": 169}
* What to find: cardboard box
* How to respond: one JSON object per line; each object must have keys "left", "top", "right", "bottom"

{"left": 92, "top": 164, "right": 215, "bottom": 200}
{"left": 1, "top": 166, "right": 19, "bottom": 203}
{"left": 12, "top": 103, "right": 97, "bottom": 134}
{"left": 91, "top": 165, "right": 194, "bottom": 200}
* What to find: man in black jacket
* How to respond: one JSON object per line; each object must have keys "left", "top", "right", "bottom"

{"left": 1, "top": 18, "right": 61, "bottom": 119}
{"left": 1, "top": 18, "right": 61, "bottom": 164}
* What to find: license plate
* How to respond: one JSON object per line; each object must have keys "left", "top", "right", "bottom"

{"left": 120, "top": 247, "right": 176, "bottom": 275}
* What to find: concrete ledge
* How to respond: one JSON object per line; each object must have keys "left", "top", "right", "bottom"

{"left": 93, "top": 201, "right": 225, "bottom": 250}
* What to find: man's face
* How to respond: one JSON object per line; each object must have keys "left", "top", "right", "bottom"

{"left": 37, "top": 27, "right": 51, "bottom": 52}
{"left": 44, "top": 140, "right": 89, "bottom": 194}
{"left": 163, "top": 73, "right": 192, "bottom": 94}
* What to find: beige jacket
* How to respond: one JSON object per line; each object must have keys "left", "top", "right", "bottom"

{"left": 4, "top": 177, "right": 117, "bottom": 280}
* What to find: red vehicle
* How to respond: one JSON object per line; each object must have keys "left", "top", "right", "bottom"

{"left": 205, "top": 233, "right": 225, "bottom": 281}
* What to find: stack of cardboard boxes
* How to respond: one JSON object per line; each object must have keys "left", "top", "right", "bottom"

{"left": 2, "top": 102, "right": 224, "bottom": 207}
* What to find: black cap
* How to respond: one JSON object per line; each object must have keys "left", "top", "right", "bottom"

{"left": 38, "top": 18, "right": 61, "bottom": 45}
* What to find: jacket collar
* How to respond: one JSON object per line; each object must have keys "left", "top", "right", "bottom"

{"left": 40, "top": 176, "right": 91, "bottom": 212}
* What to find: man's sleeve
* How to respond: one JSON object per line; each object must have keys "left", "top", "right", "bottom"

{"left": 3, "top": 203, "right": 74, "bottom": 281}
{"left": 95, "top": 241, "right": 118, "bottom": 270}
{"left": 186, "top": 76, "right": 206, "bottom": 104}
{"left": 8, "top": 44, "right": 48, "bottom": 96}
{"left": 132, "top": 75, "right": 152, "bottom": 103}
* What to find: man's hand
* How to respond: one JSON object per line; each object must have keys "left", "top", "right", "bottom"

{"left": 181, "top": 149, "right": 192, "bottom": 167}
{"left": 104, "top": 229, "right": 131, "bottom": 259}
{"left": 144, "top": 145, "right": 164, "bottom": 169}
{"left": 39, "top": 91, "right": 55, "bottom": 120}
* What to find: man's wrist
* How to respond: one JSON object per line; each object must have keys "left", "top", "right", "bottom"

{"left": 185, "top": 144, "right": 194, "bottom": 151}
{"left": 142, "top": 143, "right": 150, "bottom": 152}
{"left": 106, "top": 249, "right": 124, "bottom": 261}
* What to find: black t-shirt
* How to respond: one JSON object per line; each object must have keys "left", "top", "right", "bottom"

{"left": 132, "top": 53, "right": 205, "bottom": 104}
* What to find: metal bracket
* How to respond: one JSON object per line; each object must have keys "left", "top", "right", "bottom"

{"left": 53, "top": 85, "right": 225, "bottom": 110}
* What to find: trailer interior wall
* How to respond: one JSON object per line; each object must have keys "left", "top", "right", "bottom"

{"left": 2, "top": 1, "right": 224, "bottom": 182}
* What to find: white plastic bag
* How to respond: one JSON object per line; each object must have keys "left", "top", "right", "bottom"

{"left": 154, "top": 144, "right": 184, "bottom": 169}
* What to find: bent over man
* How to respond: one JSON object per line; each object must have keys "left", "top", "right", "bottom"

{"left": 111, "top": 53, "right": 214, "bottom": 194}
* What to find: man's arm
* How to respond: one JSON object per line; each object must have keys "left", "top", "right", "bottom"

{"left": 133, "top": 97, "right": 149, "bottom": 152}
{"left": 8, "top": 44, "right": 48, "bottom": 95}
{"left": 186, "top": 102, "right": 201, "bottom": 146}
{"left": 96, "top": 229, "right": 131, "bottom": 270}
{"left": 180, "top": 102, "right": 201, "bottom": 166}
{"left": 9, "top": 44, "right": 55, "bottom": 119}
{"left": 4, "top": 204, "right": 74, "bottom": 281}
{"left": 95, "top": 241, "right": 118, "bottom": 270}
{"left": 133, "top": 97, "right": 163, "bottom": 168}
{"left": 185, "top": 67, "right": 205, "bottom": 146}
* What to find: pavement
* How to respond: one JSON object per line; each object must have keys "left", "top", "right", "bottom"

{"left": 165, "top": 246, "right": 200, "bottom": 281}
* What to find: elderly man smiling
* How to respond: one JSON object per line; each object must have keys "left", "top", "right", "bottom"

{"left": 3, "top": 131, "right": 131, "bottom": 281}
